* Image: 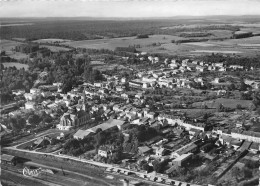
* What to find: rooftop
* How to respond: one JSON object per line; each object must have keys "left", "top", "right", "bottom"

{"left": 1, "top": 154, "right": 15, "bottom": 161}
{"left": 74, "top": 129, "right": 92, "bottom": 139}
{"left": 87, "top": 119, "right": 125, "bottom": 133}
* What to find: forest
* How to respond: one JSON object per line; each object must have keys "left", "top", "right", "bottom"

{"left": 0, "top": 19, "right": 241, "bottom": 41}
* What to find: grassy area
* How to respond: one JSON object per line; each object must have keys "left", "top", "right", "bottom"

{"left": 33, "top": 38, "right": 71, "bottom": 44}
{"left": 40, "top": 45, "right": 72, "bottom": 52}
{"left": 16, "top": 139, "right": 37, "bottom": 149}
{"left": 64, "top": 35, "right": 183, "bottom": 50}
{"left": 2, "top": 62, "right": 29, "bottom": 70}
{"left": 5, "top": 52, "right": 28, "bottom": 60}
{"left": 93, "top": 64, "right": 127, "bottom": 72}
{"left": 182, "top": 109, "right": 216, "bottom": 118}
{"left": 1, "top": 39, "right": 22, "bottom": 51}
{"left": 192, "top": 98, "right": 253, "bottom": 109}
{"left": 1, "top": 40, "right": 29, "bottom": 60}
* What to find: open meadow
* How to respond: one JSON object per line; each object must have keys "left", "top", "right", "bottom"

{"left": 34, "top": 38, "right": 71, "bottom": 44}
{"left": 64, "top": 35, "right": 183, "bottom": 50}
{"left": 64, "top": 33, "right": 260, "bottom": 57}
{"left": 1, "top": 40, "right": 29, "bottom": 60}
{"left": 2, "top": 17, "right": 260, "bottom": 57}
{"left": 2, "top": 62, "right": 29, "bottom": 70}
{"left": 192, "top": 98, "right": 253, "bottom": 109}
{"left": 39, "top": 45, "right": 72, "bottom": 52}
{"left": 1, "top": 39, "right": 22, "bottom": 51}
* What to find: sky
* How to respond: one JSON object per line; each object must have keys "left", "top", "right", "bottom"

{"left": 1, "top": 0, "right": 260, "bottom": 18}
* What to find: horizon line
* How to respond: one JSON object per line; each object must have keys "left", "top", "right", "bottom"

{"left": 1, "top": 14, "right": 260, "bottom": 19}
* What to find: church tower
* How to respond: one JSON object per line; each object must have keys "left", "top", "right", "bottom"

{"left": 82, "top": 88, "right": 87, "bottom": 111}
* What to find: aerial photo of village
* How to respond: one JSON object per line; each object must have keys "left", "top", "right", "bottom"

{"left": 1, "top": 0, "right": 260, "bottom": 186}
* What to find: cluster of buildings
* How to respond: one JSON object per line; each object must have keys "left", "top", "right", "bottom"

{"left": 127, "top": 58, "right": 258, "bottom": 91}
{"left": 48, "top": 78, "right": 260, "bottom": 182}
{"left": 2, "top": 52, "right": 260, "bottom": 186}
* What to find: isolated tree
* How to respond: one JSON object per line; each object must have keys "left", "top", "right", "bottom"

{"left": 9, "top": 117, "right": 18, "bottom": 131}
{"left": 252, "top": 91, "right": 260, "bottom": 108}
{"left": 240, "top": 78, "right": 247, "bottom": 91}
{"left": 243, "top": 167, "right": 253, "bottom": 179}
{"left": 28, "top": 114, "right": 41, "bottom": 126}
{"left": 236, "top": 104, "right": 242, "bottom": 110}
{"left": 217, "top": 103, "right": 224, "bottom": 112}
{"left": 93, "top": 70, "right": 103, "bottom": 81}
{"left": 9, "top": 116, "right": 26, "bottom": 132}
{"left": 229, "top": 83, "right": 236, "bottom": 91}
{"left": 152, "top": 160, "right": 163, "bottom": 173}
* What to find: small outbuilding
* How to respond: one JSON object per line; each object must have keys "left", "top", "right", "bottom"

{"left": 1, "top": 154, "right": 16, "bottom": 165}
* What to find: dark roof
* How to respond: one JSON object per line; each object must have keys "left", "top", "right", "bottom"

{"left": 250, "top": 142, "right": 259, "bottom": 150}
{"left": 242, "top": 131, "right": 260, "bottom": 138}
{"left": 99, "top": 145, "right": 113, "bottom": 151}
{"left": 175, "top": 142, "right": 197, "bottom": 156}
{"left": 239, "top": 141, "right": 252, "bottom": 150}
{"left": 76, "top": 110, "right": 88, "bottom": 118}
{"left": 129, "top": 81, "right": 143, "bottom": 85}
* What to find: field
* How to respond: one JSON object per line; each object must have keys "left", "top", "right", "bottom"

{"left": 34, "top": 38, "right": 71, "bottom": 44}
{"left": 39, "top": 45, "right": 72, "bottom": 52}
{"left": 143, "top": 36, "right": 260, "bottom": 56}
{"left": 1, "top": 39, "right": 22, "bottom": 51}
{"left": 191, "top": 50, "right": 242, "bottom": 54}
{"left": 1, "top": 39, "right": 29, "bottom": 60}
{"left": 183, "top": 42, "right": 217, "bottom": 47}
{"left": 0, "top": 23, "right": 34, "bottom": 27}
{"left": 12, "top": 38, "right": 26, "bottom": 41}
{"left": 5, "top": 51, "right": 28, "bottom": 60}
{"left": 192, "top": 98, "right": 253, "bottom": 109}
{"left": 64, "top": 35, "right": 183, "bottom": 50}
{"left": 2, "top": 62, "right": 29, "bottom": 70}
{"left": 92, "top": 64, "right": 127, "bottom": 72}
{"left": 2, "top": 17, "right": 260, "bottom": 57}
{"left": 64, "top": 32, "right": 260, "bottom": 56}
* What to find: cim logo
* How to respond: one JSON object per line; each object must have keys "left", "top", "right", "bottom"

{"left": 23, "top": 167, "right": 41, "bottom": 177}
{"left": 23, "top": 167, "right": 54, "bottom": 177}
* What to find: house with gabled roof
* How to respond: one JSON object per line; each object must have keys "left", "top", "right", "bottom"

{"left": 98, "top": 145, "right": 114, "bottom": 158}
{"left": 74, "top": 130, "right": 93, "bottom": 140}
{"left": 87, "top": 119, "right": 125, "bottom": 133}
{"left": 138, "top": 146, "right": 152, "bottom": 155}
{"left": 155, "top": 147, "right": 166, "bottom": 157}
